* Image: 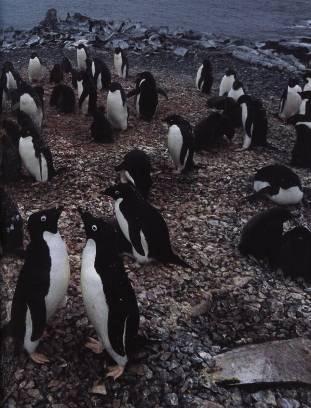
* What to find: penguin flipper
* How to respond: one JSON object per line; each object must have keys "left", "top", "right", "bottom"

{"left": 28, "top": 295, "right": 47, "bottom": 341}
{"left": 279, "top": 89, "right": 287, "bottom": 114}
{"left": 129, "top": 224, "right": 145, "bottom": 257}
{"left": 157, "top": 87, "right": 168, "bottom": 99}
{"left": 79, "top": 89, "right": 88, "bottom": 108}
{"left": 246, "top": 186, "right": 272, "bottom": 202}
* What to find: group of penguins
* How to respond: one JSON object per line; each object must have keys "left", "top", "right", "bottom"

{"left": 0, "top": 43, "right": 311, "bottom": 382}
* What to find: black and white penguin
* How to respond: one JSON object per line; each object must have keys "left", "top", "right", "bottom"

{"left": 291, "top": 121, "right": 311, "bottom": 169}
{"left": 79, "top": 209, "right": 139, "bottom": 380}
{"left": 115, "top": 149, "right": 152, "bottom": 198}
{"left": 0, "top": 187, "right": 23, "bottom": 258}
{"left": 279, "top": 78, "right": 302, "bottom": 120}
{"left": 277, "top": 226, "right": 311, "bottom": 283}
{"left": 1, "top": 61, "right": 21, "bottom": 91}
{"left": 163, "top": 115, "right": 195, "bottom": 174}
{"left": 104, "top": 183, "right": 190, "bottom": 267}
{"left": 1, "top": 119, "right": 22, "bottom": 182}
{"left": 114, "top": 48, "right": 129, "bottom": 79}
{"left": 0, "top": 77, "right": 9, "bottom": 114}
{"left": 90, "top": 107, "right": 113, "bottom": 143}
{"left": 195, "top": 59, "right": 213, "bottom": 94}
{"left": 79, "top": 73, "right": 97, "bottom": 115}
{"left": 18, "top": 83, "right": 44, "bottom": 131}
{"left": 107, "top": 82, "right": 128, "bottom": 130}
{"left": 28, "top": 53, "right": 43, "bottom": 83}
{"left": 127, "top": 71, "right": 168, "bottom": 121}
{"left": 298, "top": 91, "right": 311, "bottom": 120}
{"left": 219, "top": 68, "right": 236, "bottom": 96}
{"left": 194, "top": 112, "right": 235, "bottom": 151}
{"left": 90, "top": 57, "right": 111, "bottom": 90}
{"left": 50, "top": 84, "right": 75, "bottom": 114}
{"left": 237, "top": 95, "right": 268, "bottom": 150}
{"left": 4, "top": 207, "right": 70, "bottom": 363}
{"left": 228, "top": 79, "right": 245, "bottom": 101}
{"left": 303, "top": 70, "right": 311, "bottom": 92}
{"left": 248, "top": 164, "right": 304, "bottom": 205}
{"left": 61, "top": 57, "right": 72, "bottom": 74}
{"left": 239, "top": 207, "right": 294, "bottom": 267}
{"left": 76, "top": 43, "right": 88, "bottom": 72}
{"left": 49, "top": 64, "right": 64, "bottom": 84}
{"left": 207, "top": 95, "right": 242, "bottom": 128}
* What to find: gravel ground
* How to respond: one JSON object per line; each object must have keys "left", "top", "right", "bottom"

{"left": 0, "top": 47, "right": 311, "bottom": 408}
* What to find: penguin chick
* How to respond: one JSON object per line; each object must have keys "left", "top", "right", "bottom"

{"left": 49, "top": 64, "right": 64, "bottom": 84}
{"left": 90, "top": 107, "right": 113, "bottom": 143}
{"left": 50, "top": 84, "right": 75, "bottom": 114}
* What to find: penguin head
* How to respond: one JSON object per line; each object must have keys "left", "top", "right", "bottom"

{"left": 2, "top": 61, "right": 14, "bottom": 73}
{"left": 109, "top": 82, "right": 123, "bottom": 93}
{"left": 30, "top": 52, "right": 38, "bottom": 60}
{"left": 104, "top": 183, "right": 137, "bottom": 200}
{"left": 77, "top": 43, "right": 87, "bottom": 51}
{"left": 232, "top": 80, "right": 243, "bottom": 91}
{"left": 114, "top": 47, "right": 122, "bottom": 55}
{"left": 202, "top": 59, "right": 212, "bottom": 70}
{"left": 163, "top": 114, "right": 185, "bottom": 128}
{"left": 288, "top": 77, "right": 300, "bottom": 88}
{"left": 225, "top": 68, "right": 236, "bottom": 77}
{"left": 136, "top": 71, "right": 156, "bottom": 88}
{"left": 303, "top": 70, "right": 311, "bottom": 82}
{"left": 78, "top": 208, "right": 116, "bottom": 244}
{"left": 62, "top": 57, "right": 72, "bottom": 74}
{"left": 28, "top": 207, "right": 63, "bottom": 239}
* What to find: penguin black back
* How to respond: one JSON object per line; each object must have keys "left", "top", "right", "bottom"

{"left": 90, "top": 107, "right": 113, "bottom": 143}
{"left": 49, "top": 64, "right": 64, "bottom": 84}
{"left": 197, "top": 59, "right": 213, "bottom": 94}
{"left": 292, "top": 122, "right": 311, "bottom": 169}
{"left": 50, "top": 84, "right": 75, "bottom": 113}
{"left": 1, "top": 119, "right": 22, "bottom": 182}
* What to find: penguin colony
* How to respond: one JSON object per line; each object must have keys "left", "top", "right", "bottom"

{"left": 0, "top": 43, "right": 311, "bottom": 389}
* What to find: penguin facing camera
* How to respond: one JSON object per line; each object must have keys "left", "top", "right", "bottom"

{"left": 114, "top": 47, "right": 129, "bottom": 79}
{"left": 107, "top": 82, "right": 128, "bottom": 130}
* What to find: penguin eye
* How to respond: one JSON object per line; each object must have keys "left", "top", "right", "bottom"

{"left": 92, "top": 225, "right": 97, "bottom": 232}
{"left": 41, "top": 215, "right": 47, "bottom": 222}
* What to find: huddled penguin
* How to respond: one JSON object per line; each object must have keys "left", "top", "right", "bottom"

{"left": 50, "top": 84, "right": 75, "bottom": 113}
{"left": 79, "top": 73, "right": 97, "bottom": 115}
{"left": 4, "top": 207, "right": 70, "bottom": 363}
{"left": 1, "top": 61, "right": 21, "bottom": 91}
{"left": 219, "top": 68, "right": 236, "bottom": 96}
{"left": 107, "top": 82, "right": 128, "bottom": 130}
{"left": 104, "top": 183, "right": 190, "bottom": 267}
{"left": 0, "top": 187, "right": 23, "bottom": 258}
{"left": 279, "top": 78, "right": 302, "bottom": 120}
{"left": 18, "top": 83, "right": 44, "bottom": 131}
{"left": 207, "top": 95, "right": 242, "bottom": 128}
{"left": 291, "top": 121, "right": 311, "bottom": 169}
{"left": 228, "top": 80, "right": 245, "bottom": 101}
{"left": 49, "top": 64, "right": 64, "bottom": 84}
{"left": 90, "top": 57, "right": 111, "bottom": 90}
{"left": 248, "top": 164, "right": 304, "bottom": 205}
{"left": 237, "top": 95, "right": 268, "bottom": 149}
{"left": 298, "top": 91, "right": 311, "bottom": 120}
{"left": 194, "top": 112, "right": 235, "bottom": 151}
{"left": 303, "top": 70, "right": 311, "bottom": 92}
{"left": 1, "top": 119, "right": 22, "bottom": 182}
{"left": 90, "top": 107, "right": 113, "bottom": 143}
{"left": 28, "top": 53, "right": 43, "bottom": 83}
{"left": 79, "top": 209, "right": 139, "bottom": 380}
{"left": 239, "top": 207, "right": 294, "bottom": 267}
{"left": 76, "top": 43, "right": 88, "bottom": 72}
{"left": 127, "top": 71, "right": 168, "bottom": 121}
{"left": 195, "top": 59, "right": 213, "bottom": 94}
{"left": 163, "top": 115, "right": 195, "bottom": 173}
{"left": 114, "top": 48, "right": 129, "bottom": 79}
{"left": 115, "top": 149, "right": 152, "bottom": 198}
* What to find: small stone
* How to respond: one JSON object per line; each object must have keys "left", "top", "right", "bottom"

{"left": 165, "top": 393, "right": 179, "bottom": 406}
{"left": 174, "top": 47, "right": 188, "bottom": 57}
{"left": 91, "top": 382, "right": 107, "bottom": 395}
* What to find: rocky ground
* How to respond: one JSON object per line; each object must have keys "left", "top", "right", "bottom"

{"left": 0, "top": 47, "right": 311, "bottom": 408}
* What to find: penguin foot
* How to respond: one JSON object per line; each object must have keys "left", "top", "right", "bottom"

{"left": 85, "top": 337, "right": 104, "bottom": 354}
{"left": 106, "top": 365, "right": 124, "bottom": 380}
{"left": 30, "top": 352, "right": 50, "bottom": 364}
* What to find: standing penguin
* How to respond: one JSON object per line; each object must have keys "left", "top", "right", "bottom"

{"left": 49, "top": 64, "right": 64, "bottom": 84}
{"left": 127, "top": 72, "right": 168, "bottom": 121}
{"left": 79, "top": 209, "right": 139, "bottom": 380}
{"left": 228, "top": 80, "right": 245, "bottom": 101}
{"left": 1, "top": 61, "right": 21, "bottom": 91}
{"left": 163, "top": 114, "right": 195, "bottom": 174}
{"left": 76, "top": 43, "right": 88, "bottom": 72}
{"left": 247, "top": 164, "right": 304, "bottom": 205}
{"left": 115, "top": 149, "right": 152, "bottom": 198}
{"left": 90, "top": 107, "right": 113, "bottom": 143}
{"left": 61, "top": 57, "right": 72, "bottom": 74}
{"left": 107, "top": 82, "right": 128, "bottom": 130}
{"left": 298, "top": 91, "right": 311, "bottom": 120}
{"left": 207, "top": 95, "right": 242, "bottom": 128}
{"left": 50, "top": 84, "right": 75, "bottom": 114}
{"left": 18, "top": 83, "right": 44, "bottom": 132}
{"left": 219, "top": 68, "right": 236, "bottom": 96}
{"left": 90, "top": 57, "right": 111, "bottom": 90}
{"left": 114, "top": 48, "right": 129, "bottom": 79}
{"left": 291, "top": 121, "right": 311, "bottom": 169}
{"left": 104, "top": 183, "right": 190, "bottom": 267}
{"left": 279, "top": 78, "right": 302, "bottom": 120}
{"left": 195, "top": 59, "right": 213, "bottom": 94}
{"left": 79, "top": 74, "right": 97, "bottom": 115}
{"left": 28, "top": 53, "right": 43, "bottom": 83}
{"left": 1, "top": 119, "right": 22, "bottom": 182}
{"left": 303, "top": 70, "right": 311, "bottom": 92}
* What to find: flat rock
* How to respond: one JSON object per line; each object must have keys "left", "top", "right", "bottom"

{"left": 174, "top": 47, "right": 188, "bottom": 57}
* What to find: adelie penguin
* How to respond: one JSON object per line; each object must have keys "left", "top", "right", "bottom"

{"left": 228, "top": 80, "right": 245, "bottom": 101}
{"left": 3, "top": 207, "right": 70, "bottom": 363}
{"left": 279, "top": 78, "right": 302, "bottom": 121}
{"left": 28, "top": 53, "right": 43, "bottom": 83}
{"left": 17, "top": 82, "right": 44, "bottom": 132}
{"left": 303, "top": 70, "right": 311, "bottom": 92}
{"left": 50, "top": 84, "right": 75, "bottom": 114}
{"left": 115, "top": 149, "right": 152, "bottom": 198}
{"left": 76, "top": 43, "right": 88, "bottom": 72}
{"left": 104, "top": 183, "right": 190, "bottom": 267}
{"left": 247, "top": 164, "right": 304, "bottom": 205}
{"left": 89, "top": 57, "right": 111, "bottom": 90}
{"left": 219, "top": 68, "right": 236, "bottom": 96}
{"left": 195, "top": 59, "right": 213, "bottom": 94}
{"left": 207, "top": 95, "right": 242, "bottom": 129}
{"left": 61, "top": 57, "right": 72, "bottom": 74}
{"left": 298, "top": 90, "right": 311, "bottom": 120}
{"left": 163, "top": 115, "right": 195, "bottom": 174}
{"left": 79, "top": 72, "right": 97, "bottom": 115}
{"left": 114, "top": 47, "right": 129, "bottom": 79}
{"left": 1, "top": 119, "right": 22, "bottom": 182}
{"left": 291, "top": 121, "right": 311, "bottom": 169}
{"left": 107, "top": 82, "right": 128, "bottom": 130}
{"left": 127, "top": 71, "right": 168, "bottom": 121}
{"left": 1, "top": 61, "right": 21, "bottom": 91}
{"left": 49, "top": 64, "right": 64, "bottom": 84}
{"left": 79, "top": 209, "right": 139, "bottom": 380}
{"left": 90, "top": 107, "right": 113, "bottom": 143}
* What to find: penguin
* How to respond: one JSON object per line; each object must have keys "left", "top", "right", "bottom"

{"left": 237, "top": 95, "right": 268, "bottom": 150}
{"left": 228, "top": 80, "right": 245, "bottom": 101}
{"left": 163, "top": 114, "right": 194, "bottom": 174}
{"left": 61, "top": 57, "right": 72, "bottom": 74}
{"left": 219, "top": 68, "right": 236, "bottom": 97}
{"left": 291, "top": 121, "right": 311, "bottom": 169}
{"left": 247, "top": 164, "right": 304, "bottom": 205}
{"left": 0, "top": 187, "right": 23, "bottom": 257}
{"left": 194, "top": 112, "right": 235, "bottom": 151}
{"left": 28, "top": 53, "right": 43, "bottom": 83}
{"left": 76, "top": 43, "right": 88, "bottom": 72}
{"left": 207, "top": 95, "right": 242, "bottom": 128}
{"left": 279, "top": 78, "right": 302, "bottom": 120}
{"left": 19, "top": 83, "right": 44, "bottom": 132}
{"left": 1, "top": 61, "right": 21, "bottom": 90}
{"left": 277, "top": 226, "right": 311, "bottom": 283}
{"left": 195, "top": 59, "right": 213, "bottom": 94}
{"left": 239, "top": 207, "right": 294, "bottom": 267}
{"left": 114, "top": 48, "right": 129, "bottom": 79}
{"left": 104, "top": 183, "right": 190, "bottom": 267}
{"left": 1, "top": 119, "right": 22, "bottom": 182}
{"left": 107, "top": 82, "right": 128, "bottom": 130}
{"left": 79, "top": 73, "right": 97, "bottom": 115}
{"left": 90, "top": 107, "right": 113, "bottom": 143}
{"left": 89, "top": 57, "right": 111, "bottom": 91}
{"left": 79, "top": 208, "right": 139, "bottom": 380}
{"left": 4, "top": 207, "right": 70, "bottom": 363}
{"left": 298, "top": 91, "right": 311, "bottom": 120}
{"left": 115, "top": 149, "right": 152, "bottom": 198}
{"left": 127, "top": 71, "right": 168, "bottom": 121}
{"left": 49, "top": 64, "right": 63, "bottom": 84}
{"left": 50, "top": 84, "right": 75, "bottom": 114}
{"left": 303, "top": 70, "right": 311, "bottom": 92}
{"left": 0, "top": 78, "right": 9, "bottom": 114}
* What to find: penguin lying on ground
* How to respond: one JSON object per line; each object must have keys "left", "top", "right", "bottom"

{"left": 90, "top": 107, "right": 113, "bottom": 143}
{"left": 279, "top": 78, "right": 302, "bottom": 121}
{"left": 247, "top": 164, "right": 304, "bottom": 205}
{"left": 4, "top": 207, "right": 70, "bottom": 363}
{"left": 114, "top": 47, "right": 129, "bottom": 79}
{"left": 104, "top": 183, "right": 190, "bottom": 267}
{"left": 1, "top": 119, "right": 22, "bottom": 182}
{"left": 28, "top": 53, "right": 43, "bottom": 83}
{"left": 49, "top": 64, "right": 64, "bottom": 84}
{"left": 163, "top": 115, "right": 195, "bottom": 174}
{"left": 228, "top": 80, "right": 245, "bottom": 101}
{"left": 219, "top": 68, "right": 236, "bottom": 96}
{"left": 76, "top": 43, "right": 88, "bottom": 71}
{"left": 107, "top": 82, "right": 128, "bottom": 130}
{"left": 115, "top": 149, "right": 152, "bottom": 198}
{"left": 79, "top": 209, "right": 139, "bottom": 380}
{"left": 303, "top": 70, "right": 311, "bottom": 92}
{"left": 89, "top": 57, "right": 111, "bottom": 90}
{"left": 195, "top": 59, "right": 213, "bottom": 94}
{"left": 50, "top": 84, "right": 75, "bottom": 114}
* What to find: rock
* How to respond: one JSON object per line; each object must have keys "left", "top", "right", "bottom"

{"left": 277, "top": 398, "right": 301, "bottom": 408}
{"left": 174, "top": 47, "right": 188, "bottom": 57}
{"left": 165, "top": 393, "right": 179, "bottom": 406}
{"left": 40, "top": 8, "right": 58, "bottom": 30}
{"left": 91, "top": 382, "right": 107, "bottom": 395}
{"left": 26, "top": 35, "right": 41, "bottom": 47}
{"left": 198, "top": 40, "right": 217, "bottom": 49}
{"left": 252, "top": 390, "right": 277, "bottom": 406}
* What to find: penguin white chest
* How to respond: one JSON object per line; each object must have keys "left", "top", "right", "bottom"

{"left": 77, "top": 48, "right": 87, "bottom": 71}
{"left": 195, "top": 65, "right": 203, "bottom": 90}
{"left": 20, "top": 93, "right": 42, "bottom": 130}
{"left": 281, "top": 90, "right": 301, "bottom": 119}
{"left": 219, "top": 75, "right": 235, "bottom": 96}
{"left": 91, "top": 61, "right": 96, "bottom": 77}
{"left": 114, "top": 54, "right": 122, "bottom": 77}
{"left": 6, "top": 72, "right": 17, "bottom": 89}
{"left": 107, "top": 91, "right": 127, "bottom": 130}
{"left": 299, "top": 99, "right": 307, "bottom": 115}
{"left": 304, "top": 80, "right": 311, "bottom": 92}
{"left": 115, "top": 198, "right": 130, "bottom": 242}
{"left": 28, "top": 58, "right": 42, "bottom": 82}
{"left": 271, "top": 186, "right": 303, "bottom": 205}
{"left": 19, "top": 136, "right": 48, "bottom": 182}
{"left": 167, "top": 125, "right": 184, "bottom": 170}
{"left": 228, "top": 88, "right": 244, "bottom": 102}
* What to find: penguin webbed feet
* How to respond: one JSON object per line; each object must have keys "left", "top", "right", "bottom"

{"left": 30, "top": 352, "right": 50, "bottom": 364}
{"left": 85, "top": 337, "right": 104, "bottom": 354}
{"left": 106, "top": 365, "right": 124, "bottom": 380}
